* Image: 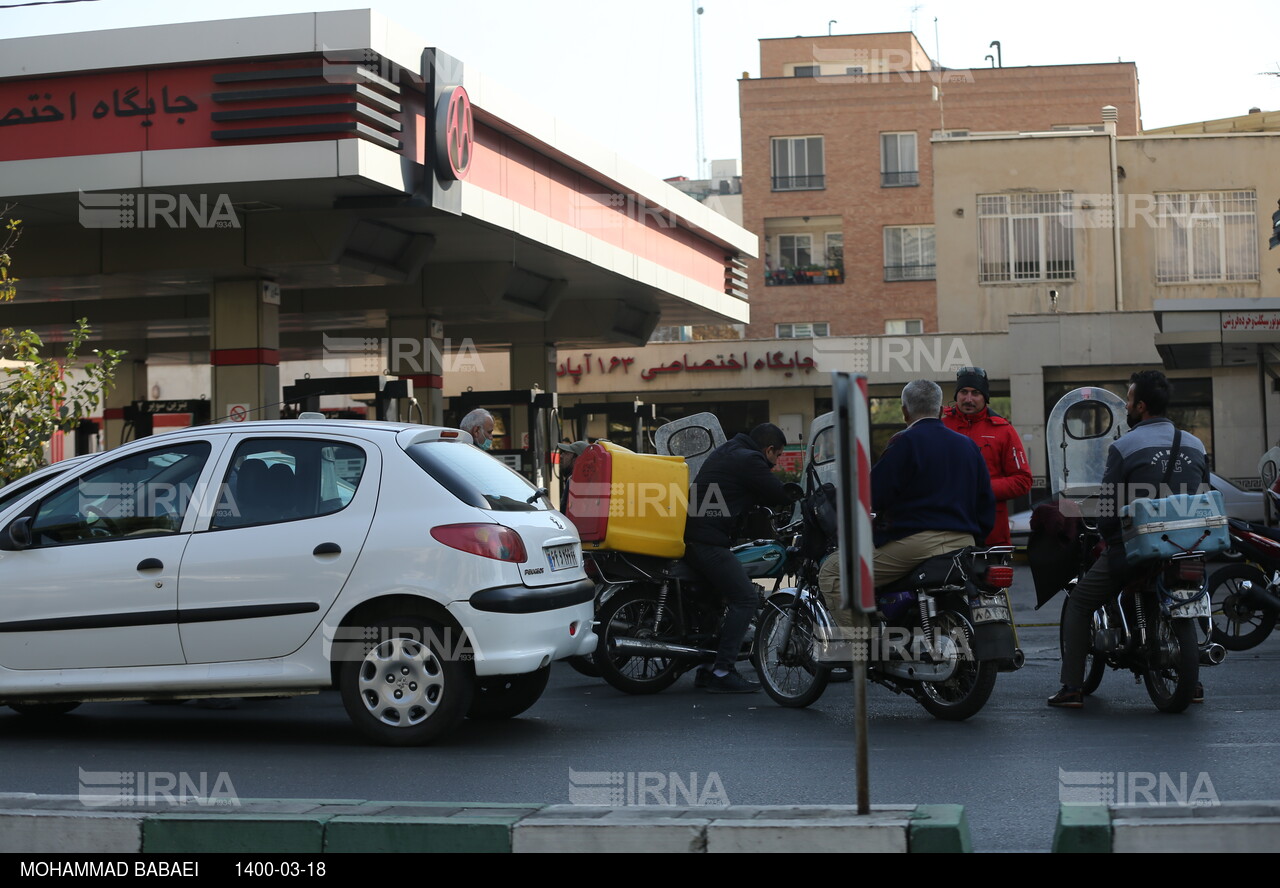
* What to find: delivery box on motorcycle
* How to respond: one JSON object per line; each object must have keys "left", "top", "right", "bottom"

{"left": 1121, "top": 490, "right": 1230, "bottom": 564}
{"left": 565, "top": 441, "right": 689, "bottom": 559}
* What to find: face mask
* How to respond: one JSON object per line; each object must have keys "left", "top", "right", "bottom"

{"left": 480, "top": 437, "right": 492, "bottom": 451}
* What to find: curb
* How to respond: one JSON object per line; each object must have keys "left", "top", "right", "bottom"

{"left": 0, "top": 795, "right": 968, "bottom": 853}
{"left": 1054, "top": 802, "right": 1280, "bottom": 852}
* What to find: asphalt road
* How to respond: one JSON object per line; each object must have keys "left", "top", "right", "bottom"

{"left": 1, "top": 562, "right": 1277, "bottom": 853}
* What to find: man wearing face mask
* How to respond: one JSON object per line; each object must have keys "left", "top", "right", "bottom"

{"left": 460, "top": 408, "right": 496, "bottom": 450}
{"left": 1048, "top": 370, "right": 1211, "bottom": 710}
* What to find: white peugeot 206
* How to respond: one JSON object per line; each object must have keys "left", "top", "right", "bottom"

{"left": 0, "top": 419, "right": 595, "bottom": 745}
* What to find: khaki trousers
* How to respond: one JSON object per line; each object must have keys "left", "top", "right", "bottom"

{"left": 817, "top": 530, "right": 976, "bottom": 627}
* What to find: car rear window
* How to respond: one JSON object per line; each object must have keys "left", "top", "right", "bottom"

{"left": 406, "top": 441, "right": 546, "bottom": 512}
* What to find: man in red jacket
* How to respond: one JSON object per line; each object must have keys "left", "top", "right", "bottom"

{"left": 941, "top": 367, "right": 1032, "bottom": 546}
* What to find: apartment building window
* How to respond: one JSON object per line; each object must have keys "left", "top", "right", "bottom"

{"left": 1155, "top": 191, "right": 1259, "bottom": 283}
{"left": 793, "top": 65, "right": 819, "bottom": 77}
{"left": 778, "top": 234, "right": 812, "bottom": 269}
{"left": 884, "top": 225, "right": 935, "bottom": 280}
{"left": 772, "top": 136, "right": 825, "bottom": 190}
{"left": 880, "top": 132, "right": 918, "bottom": 187}
{"left": 825, "top": 232, "right": 844, "bottom": 267}
{"left": 978, "top": 191, "right": 1075, "bottom": 283}
{"left": 777, "top": 323, "right": 829, "bottom": 338}
{"left": 885, "top": 319, "right": 924, "bottom": 334}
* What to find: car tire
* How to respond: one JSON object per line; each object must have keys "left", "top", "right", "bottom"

{"left": 467, "top": 666, "right": 551, "bottom": 720}
{"left": 338, "top": 614, "right": 473, "bottom": 746}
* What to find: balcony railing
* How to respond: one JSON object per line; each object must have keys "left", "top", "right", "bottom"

{"left": 881, "top": 170, "right": 919, "bottom": 187}
{"left": 884, "top": 264, "right": 936, "bottom": 281}
{"left": 766, "top": 266, "right": 844, "bottom": 286}
{"left": 772, "top": 175, "right": 826, "bottom": 191}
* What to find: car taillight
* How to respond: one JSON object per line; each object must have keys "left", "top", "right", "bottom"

{"left": 985, "top": 566, "right": 1014, "bottom": 588}
{"left": 431, "top": 524, "right": 527, "bottom": 563}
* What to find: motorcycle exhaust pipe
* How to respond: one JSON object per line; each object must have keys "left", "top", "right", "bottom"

{"left": 611, "top": 636, "right": 715, "bottom": 661}
{"left": 1200, "top": 643, "right": 1226, "bottom": 666}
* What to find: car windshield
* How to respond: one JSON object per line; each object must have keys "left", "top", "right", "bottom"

{"left": 406, "top": 441, "right": 545, "bottom": 512}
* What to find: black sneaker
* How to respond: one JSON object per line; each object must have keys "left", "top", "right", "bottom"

{"left": 1047, "top": 686, "right": 1084, "bottom": 709}
{"left": 693, "top": 667, "right": 712, "bottom": 689}
{"left": 704, "top": 668, "right": 761, "bottom": 694}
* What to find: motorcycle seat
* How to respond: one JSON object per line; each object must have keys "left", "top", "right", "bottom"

{"left": 877, "top": 550, "right": 964, "bottom": 595}
{"left": 1230, "top": 517, "right": 1280, "bottom": 544}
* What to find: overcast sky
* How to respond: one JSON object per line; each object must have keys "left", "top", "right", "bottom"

{"left": 4, "top": 0, "right": 1278, "bottom": 180}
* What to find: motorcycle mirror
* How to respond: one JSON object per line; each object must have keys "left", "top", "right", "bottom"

{"left": 783, "top": 481, "right": 804, "bottom": 503}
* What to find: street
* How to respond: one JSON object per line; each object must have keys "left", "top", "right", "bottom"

{"left": 1, "top": 563, "right": 1277, "bottom": 853}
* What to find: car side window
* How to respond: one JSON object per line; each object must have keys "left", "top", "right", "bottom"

{"left": 211, "top": 438, "right": 367, "bottom": 529}
{"left": 28, "top": 442, "right": 212, "bottom": 547}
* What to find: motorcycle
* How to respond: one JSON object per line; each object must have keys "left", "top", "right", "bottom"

{"left": 752, "top": 412, "right": 1018, "bottom": 720}
{"left": 566, "top": 413, "right": 792, "bottom": 694}
{"left": 755, "top": 539, "right": 1015, "bottom": 719}
{"left": 1031, "top": 387, "right": 1226, "bottom": 714}
{"left": 587, "top": 520, "right": 792, "bottom": 695}
{"left": 1206, "top": 516, "right": 1280, "bottom": 650}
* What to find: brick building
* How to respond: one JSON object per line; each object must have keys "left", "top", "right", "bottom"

{"left": 740, "top": 32, "right": 1140, "bottom": 339}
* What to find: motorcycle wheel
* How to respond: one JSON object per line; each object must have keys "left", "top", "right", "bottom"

{"left": 1059, "top": 594, "right": 1107, "bottom": 695}
{"left": 1142, "top": 615, "right": 1200, "bottom": 714}
{"left": 564, "top": 656, "right": 602, "bottom": 679}
{"left": 754, "top": 594, "right": 831, "bottom": 708}
{"left": 917, "top": 610, "right": 998, "bottom": 721}
{"left": 1208, "top": 564, "right": 1276, "bottom": 651}
{"left": 594, "top": 589, "right": 683, "bottom": 695}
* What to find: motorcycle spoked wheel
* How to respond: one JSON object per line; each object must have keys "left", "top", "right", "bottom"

{"left": 754, "top": 594, "right": 831, "bottom": 708}
{"left": 916, "top": 610, "right": 998, "bottom": 721}
{"left": 1142, "top": 615, "right": 1200, "bottom": 714}
{"left": 593, "top": 589, "right": 684, "bottom": 695}
{"left": 1208, "top": 564, "right": 1277, "bottom": 652}
{"left": 1059, "top": 594, "right": 1107, "bottom": 695}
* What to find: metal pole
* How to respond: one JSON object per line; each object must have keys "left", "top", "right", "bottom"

{"left": 853, "top": 608, "right": 870, "bottom": 814}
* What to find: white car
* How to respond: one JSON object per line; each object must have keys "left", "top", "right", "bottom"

{"left": 0, "top": 419, "right": 595, "bottom": 745}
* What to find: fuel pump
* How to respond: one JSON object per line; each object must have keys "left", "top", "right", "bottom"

{"left": 282, "top": 376, "right": 412, "bottom": 422}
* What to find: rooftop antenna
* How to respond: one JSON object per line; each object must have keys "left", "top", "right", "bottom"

{"left": 910, "top": 5, "right": 922, "bottom": 33}
{"left": 693, "top": 3, "right": 705, "bottom": 179}
{"left": 933, "top": 17, "right": 941, "bottom": 68}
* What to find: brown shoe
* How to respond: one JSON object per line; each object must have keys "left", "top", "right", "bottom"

{"left": 1047, "top": 686, "right": 1084, "bottom": 709}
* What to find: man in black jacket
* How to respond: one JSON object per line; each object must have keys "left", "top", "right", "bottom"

{"left": 684, "top": 423, "right": 791, "bottom": 693}
{"left": 1049, "top": 370, "right": 1211, "bottom": 709}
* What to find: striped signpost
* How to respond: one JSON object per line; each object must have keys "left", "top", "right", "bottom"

{"left": 832, "top": 371, "right": 874, "bottom": 814}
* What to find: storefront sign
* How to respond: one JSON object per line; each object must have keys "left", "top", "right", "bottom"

{"left": 554, "top": 351, "right": 818, "bottom": 385}
{"left": 1221, "top": 312, "right": 1280, "bottom": 332}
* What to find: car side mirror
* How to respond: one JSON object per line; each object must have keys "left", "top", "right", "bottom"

{"left": 0, "top": 516, "right": 33, "bottom": 551}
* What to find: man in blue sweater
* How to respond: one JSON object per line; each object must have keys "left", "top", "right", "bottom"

{"left": 870, "top": 379, "right": 996, "bottom": 587}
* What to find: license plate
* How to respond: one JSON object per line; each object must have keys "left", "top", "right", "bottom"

{"left": 1172, "top": 597, "right": 1210, "bottom": 618}
{"left": 971, "top": 606, "right": 1010, "bottom": 624}
{"left": 546, "top": 543, "right": 579, "bottom": 571}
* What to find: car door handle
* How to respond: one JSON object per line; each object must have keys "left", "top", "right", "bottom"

{"left": 137, "top": 558, "right": 164, "bottom": 571}
{"left": 313, "top": 542, "right": 341, "bottom": 556}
